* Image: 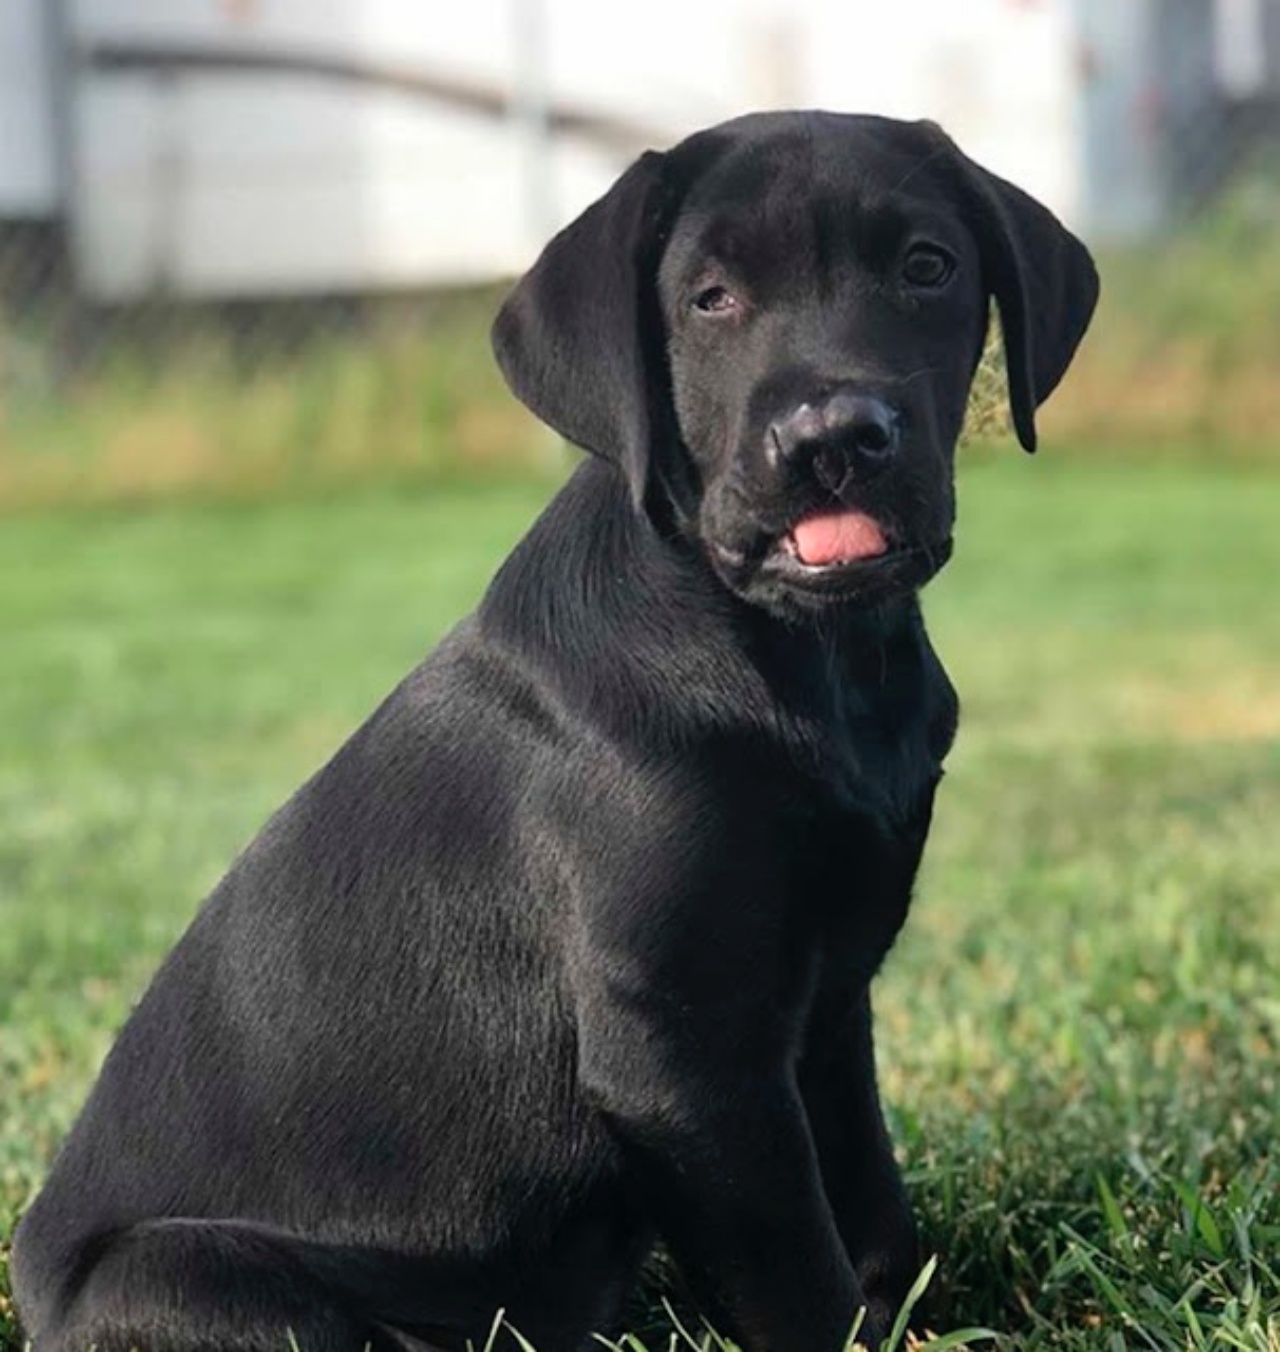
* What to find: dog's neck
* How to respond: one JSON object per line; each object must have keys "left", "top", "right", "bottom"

{"left": 479, "top": 460, "right": 939, "bottom": 772}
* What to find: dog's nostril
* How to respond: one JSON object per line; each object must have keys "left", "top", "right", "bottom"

{"left": 854, "top": 420, "right": 892, "bottom": 456}
{"left": 823, "top": 391, "right": 898, "bottom": 462}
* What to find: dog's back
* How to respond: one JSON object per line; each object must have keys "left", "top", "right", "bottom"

{"left": 12, "top": 500, "right": 655, "bottom": 1346}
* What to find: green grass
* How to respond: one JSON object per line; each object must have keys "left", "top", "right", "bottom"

{"left": 2, "top": 453, "right": 1278, "bottom": 1350}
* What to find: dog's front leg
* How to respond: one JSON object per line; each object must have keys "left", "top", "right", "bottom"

{"left": 799, "top": 990, "right": 920, "bottom": 1335}
{"left": 578, "top": 999, "right": 882, "bottom": 1352}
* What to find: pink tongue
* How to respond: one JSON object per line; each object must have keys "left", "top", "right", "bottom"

{"left": 790, "top": 509, "right": 888, "bottom": 566}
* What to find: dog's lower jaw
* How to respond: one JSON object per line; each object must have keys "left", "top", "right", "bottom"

{"left": 703, "top": 533, "right": 953, "bottom": 622}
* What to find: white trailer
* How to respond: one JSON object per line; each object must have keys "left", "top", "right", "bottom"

{"left": 1, "top": 0, "right": 1271, "bottom": 301}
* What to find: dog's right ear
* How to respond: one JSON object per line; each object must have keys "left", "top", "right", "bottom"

{"left": 492, "top": 152, "right": 672, "bottom": 517}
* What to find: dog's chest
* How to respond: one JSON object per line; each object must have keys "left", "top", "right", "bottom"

{"left": 792, "top": 775, "right": 936, "bottom": 979}
{"left": 792, "top": 653, "right": 948, "bottom": 824}
{"left": 775, "top": 686, "right": 948, "bottom": 989}
{"left": 768, "top": 613, "right": 956, "bottom": 825}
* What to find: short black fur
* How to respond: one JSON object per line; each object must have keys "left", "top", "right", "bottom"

{"left": 12, "top": 111, "right": 1097, "bottom": 1352}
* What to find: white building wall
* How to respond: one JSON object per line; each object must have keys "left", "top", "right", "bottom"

{"left": 34, "top": 0, "right": 1084, "bottom": 297}
{"left": 0, "top": 0, "right": 60, "bottom": 216}
{"left": 793, "top": 0, "right": 1082, "bottom": 228}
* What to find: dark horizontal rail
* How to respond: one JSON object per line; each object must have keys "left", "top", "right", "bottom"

{"left": 80, "top": 39, "right": 669, "bottom": 156}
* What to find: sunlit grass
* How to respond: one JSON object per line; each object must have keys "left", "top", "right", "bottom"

{"left": 1, "top": 455, "right": 1277, "bottom": 1349}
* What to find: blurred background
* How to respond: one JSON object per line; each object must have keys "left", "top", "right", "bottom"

{"left": 3, "top": 3, "right": 1279, "bottom": 1348}
{"left": 0, "top": 0, "right": 1277, "bottom": 499}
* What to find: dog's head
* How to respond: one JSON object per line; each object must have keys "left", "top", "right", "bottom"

{"left": 494, "top": 112, "right": 1098, "bottom": 617}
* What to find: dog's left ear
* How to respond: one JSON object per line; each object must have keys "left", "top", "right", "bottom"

{"left": 932, "top": 128, "right": 1100, "bottom": 452}
{"left": 492, "top": 151, "right": 672, "bottom": 515}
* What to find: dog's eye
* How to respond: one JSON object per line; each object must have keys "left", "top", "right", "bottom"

{"left": 691, "top": 285, "right": 738, "bottom": 315}
{"left": 902, "top": 245, "right": 955, "bottom": 288}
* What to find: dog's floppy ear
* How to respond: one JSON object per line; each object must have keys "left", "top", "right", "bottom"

{"left": 492, "top": 151, "right": 672, "bottom": 514}
{"left": 932, "top": 129, "right": 1099, "bottom": 452}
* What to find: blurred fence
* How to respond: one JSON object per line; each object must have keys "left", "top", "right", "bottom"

{"left": 0, "top": 56, "right": 1278, "bottom": 510}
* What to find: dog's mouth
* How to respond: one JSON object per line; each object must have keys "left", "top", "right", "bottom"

{"left": 705, "top": 497, "right": 953, "bottom": 607}
{"left": 765, "top": 501, "right": 952, "bottom": 595}
{"left": 765, "top": 504, "right": 925, "bottom": 585}
{"left": 782, "top": 505, "right": 890, "bottom": 568}
{"left": 757, "top": 518, "right": 952, "bottom": 601}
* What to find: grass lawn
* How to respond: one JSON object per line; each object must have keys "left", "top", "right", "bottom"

{"left": 1, "top": 453, "right": 1277, "bottom": 1350}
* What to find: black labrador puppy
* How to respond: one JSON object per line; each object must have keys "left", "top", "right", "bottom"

{"left": 13, "top": 111, "right": 1097, "bottom": 1352}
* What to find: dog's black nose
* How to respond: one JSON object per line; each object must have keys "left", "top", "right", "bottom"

{"left": 768, "top": 389, "right": 899, "bottom": 486}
